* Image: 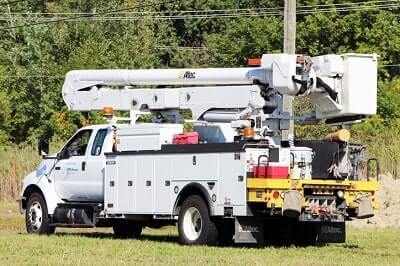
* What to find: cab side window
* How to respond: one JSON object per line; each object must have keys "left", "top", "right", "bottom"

{"left": 62, "top": 130, "right": 92, "bottom": 158}
{"left": 91, "top": 129, "right": 108, "bottom": 156}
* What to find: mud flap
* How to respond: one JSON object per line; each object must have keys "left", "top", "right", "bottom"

{"left": 357, "top": 196, "right": 374, "bottom": 219}
{"left": 282, "top": 190, "right": 302, "bottom": 218}
{"left": 316, "top": 222, "right": 346, "bottom": 244}
{"left": 234, "top": 217, "right": 265, "bottom": 245}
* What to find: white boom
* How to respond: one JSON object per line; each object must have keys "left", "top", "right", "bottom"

{"left": 62, "top": 53, "right": 378, "bottom": 122}
{"left": 62, "top": 54, "right": 297, "bottom": 120}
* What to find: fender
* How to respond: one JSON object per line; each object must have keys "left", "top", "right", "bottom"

{"left": 173, "top": 182, "right": 214, "bottom": 216}
{"left": 20, "top": 161, "right": 64, "bottom": 215}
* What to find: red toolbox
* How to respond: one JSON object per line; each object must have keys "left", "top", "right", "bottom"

{"left": 253, "top": 165, "right": 289, "bottom": 179}
{"left": 173, "top": 132, "right": 199, "bottom": 144}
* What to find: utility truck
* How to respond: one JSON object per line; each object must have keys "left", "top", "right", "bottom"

{"left": 19, "top": 53, "right": 379, "bottom": 245}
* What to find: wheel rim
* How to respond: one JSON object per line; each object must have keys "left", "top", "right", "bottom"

{"left": 183, "top": 207, "right": 203, "bottom": 241}
{"left": 28, "top": 201, "right": 43, "bottom": 231}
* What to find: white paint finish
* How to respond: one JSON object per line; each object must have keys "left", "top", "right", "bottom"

{"left": 311, "top": 53, "right": 378, "bottom": 119}
{"left": 116, "top": 124, "right": 183, "bottom": 151}
{"left": 61, "top": 54, "right": 303, "bottom": 119}
{"left": 134, "top": 157, "right": 154, "bottom": 214}
{"left": 61, "top": 53, "right": 377, "bottom": 122}
{"left": 216, "top": 152, "right": 248, "bottom": 216}
{"left": 290, "top": 146, "right": 313, "bottom": 180}
{"left": 342, "top": 54, "right": 377, "bottom": 116}
{"left": 116, "top": 157, "right": 136, "bottom": 212}
{"left": 261, "top": 53, "right": 298, "bottom": 95}
{"left": 53, "top": 127, "right": 112, "bottom": 202}
{"left": 153, "top": 158, "right": 173, "bottom": 214}
{"left": 104, "top": 150, "right": 246, "bottom": 216}
{"left": 83, "top": 158, "right": 106, "bottom": 202}
{"left": 83, "top": 127, "right": 112, "bottom": 202}
{"left": 104, "top": 156, "right": 118, "bottom": 212}
{"left": 63, "top": 85, "right": 264, "bottom": 121}
{"left": 171, "top": 154, "right": 219, "bottom": 181}
{"left": 63, "top": 68, "right": 263, "bottom": 88}
{"left": 194, "top": 123, "right": 236, "bottom": 143}
{"left": 20, "top": 170, "right": 64, "bottom": 215}
{"left": 312, "top": 54, "right": 344, "bottom": 77}
{"left": 53, "top": 155, "right": 87, "bottom": 201}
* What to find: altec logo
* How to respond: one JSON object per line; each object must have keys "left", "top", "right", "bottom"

{"left": 238, "top": 225, "right": 259, "bottom": 233}
{"left": 179, "top": 70, "right": 196, "bottom": 79}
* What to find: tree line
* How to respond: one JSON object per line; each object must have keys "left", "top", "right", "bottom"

{"left": 0, "top": 0, "right": 399, "bottom": 144}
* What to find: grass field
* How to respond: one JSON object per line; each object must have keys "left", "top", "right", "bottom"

{"left": 1, "top": 202, "right": 400, "bottom": 265}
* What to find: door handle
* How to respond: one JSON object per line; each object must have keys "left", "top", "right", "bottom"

{"left": 82, "top": 161, "right": 86, "bottom": 171}
{"left": 55, "top": 166, "right": 61, "bottom": 170}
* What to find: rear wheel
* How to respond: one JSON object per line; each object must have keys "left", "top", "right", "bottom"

{"left": 113, "top": 221, "right": 142, "bottom": 239}
{"left": 178, "top": 195, "right": 218, "bottom": 245}
{"left": 25, "top": 192, "right": 55, "bottom": 234}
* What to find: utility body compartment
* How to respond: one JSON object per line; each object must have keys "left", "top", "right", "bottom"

{"left": 104, "top": 142, "right": 249, "bottom": 216}
{"left": 115, "top": 123, "right": 183, "bottom": 151}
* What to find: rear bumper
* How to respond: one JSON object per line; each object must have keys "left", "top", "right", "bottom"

{"left": 247, "top": 178, "right": 379, "bottom": 219}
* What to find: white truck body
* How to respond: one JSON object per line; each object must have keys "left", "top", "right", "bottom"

{"left": 21, "top": 124, "right": 259, "bottom": 217}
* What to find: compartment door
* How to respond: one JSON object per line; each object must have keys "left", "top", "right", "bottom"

{"left": 135, "top": 157, "right": 154, "bottom": 214}
{"left": 116, "top": 157, "right": 137, "bottom": 213}
{"left": 153, "top": 158, "right": 173, "bottom": 214}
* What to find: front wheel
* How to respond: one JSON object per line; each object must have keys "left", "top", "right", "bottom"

{"left": 25, "top": 192, "right": 55, "bottom": 234}
{"left": 178, "top": 195, "right": 218, "bottom": 245}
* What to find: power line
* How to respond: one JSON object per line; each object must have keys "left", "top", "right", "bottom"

{"left": 1, "top": 0, "right": 399, "bottom": 15}
{"left": 298, "top": 0, "right": 399, "bottom": 9}
{"left": 0, "top": 2, "right": 398, "bottom": 22}
{"left": 154, "top": 46, "right": 210, "bottom": 50}
{"left": 0, "top": 0, "right": 178, "bottom": 30}
{"left": 0, "top": 0, "right": 29, "bottom": 7}
{"left": 0, "top": 0, "right": 398, "bottom": 16}
{"left": 297, "top": 3, "right": 399, "bottom": 14}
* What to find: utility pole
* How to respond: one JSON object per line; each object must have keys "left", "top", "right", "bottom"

{"left": 283, "top": 0, "right": 296, "bottom": 139}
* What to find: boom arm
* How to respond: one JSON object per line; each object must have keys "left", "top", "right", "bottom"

{"left": 63, "top": 83, "right": 264, "bottom": 120}
{"left": 62, "top": 53, "right": 378, "bottom": 123}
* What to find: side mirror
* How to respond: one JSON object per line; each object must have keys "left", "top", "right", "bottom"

{"left": 59, "top": 149, "right": 70, "bottom": 160}
{"left": 38, "top": 138, "right": 49, "bottom": 158}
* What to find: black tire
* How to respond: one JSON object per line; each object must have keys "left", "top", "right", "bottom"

{"left": 178, "top": 195, "right": 218, "bottom": 245}
{"left": 113, "top": 221, "right": 142, "bottom": 239}
{"left": 25, "top": 192, "right": 55, "bottom": 234}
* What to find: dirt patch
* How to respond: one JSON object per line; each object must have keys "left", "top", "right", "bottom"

{"left": 350, "top": 174, "right": 400, "bottom": 228}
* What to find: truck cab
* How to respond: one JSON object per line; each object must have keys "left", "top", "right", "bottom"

{"left": 52, "top": 125, "right": 112, "bottom": 202}
{"left": 19, "top": 125, "right": 112, "bottom": 232}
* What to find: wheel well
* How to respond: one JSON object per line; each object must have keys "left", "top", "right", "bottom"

{"left": 22, "top": 185, "right": 45, "bottom": 210}
{"left": 173, "top": 183, "right": 212, "bottom": 216}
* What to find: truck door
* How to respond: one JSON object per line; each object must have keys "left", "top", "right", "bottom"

{"left": 84, "top": 128, "right": 109, "bottom": 202}
{"left": 53, "top": 129, "right": 93, "bottom": 201}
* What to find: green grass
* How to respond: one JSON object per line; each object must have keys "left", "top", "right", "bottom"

{"left": 0, "top": 143, "right": 63, "bottom": 201}
{"left": 1, "top": 202, "right": 400, "bottom": 265}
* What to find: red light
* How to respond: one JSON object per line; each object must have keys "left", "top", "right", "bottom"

{"left": 273, "top": 191, "right": 280, "bottom": 199}
{"left": 296, "top": 55, "right": 302, "bottom": 64}
{"left": 248, "top": 57, "right": 261, "bottom": 66}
